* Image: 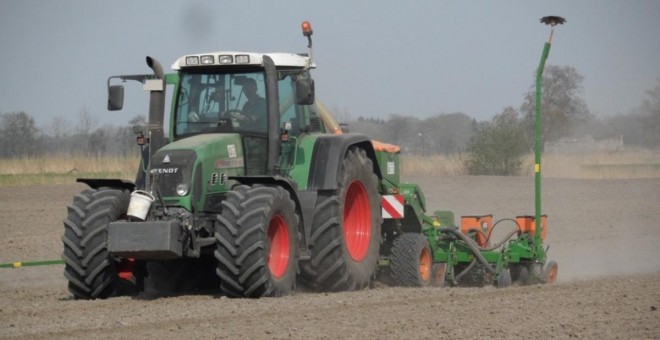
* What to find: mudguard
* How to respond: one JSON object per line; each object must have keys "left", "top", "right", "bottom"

{"left": 77, "top": 178, "right": 136, "bottom": 191}
{"left": 307, "top": 133, "right": 382, "bottom": 191}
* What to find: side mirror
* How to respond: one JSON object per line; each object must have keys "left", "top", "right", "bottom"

{"left": 296, "top": 78, "right": 315, "bottom": 105}
{"left": 108, "top": 85, "right": 124, "bottom": 111}
{"left": 339, "top": 123, "right": 349, "bottom": 133}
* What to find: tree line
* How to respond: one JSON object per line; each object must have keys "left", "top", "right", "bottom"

{"left": 1, "top": 65, "right": 658, "bottom": 175}
{"left": 0, "top": 109, "right": 145, "bottom": 158}
{"left": 348, "top": 66, "right": 660, "bottom": 175}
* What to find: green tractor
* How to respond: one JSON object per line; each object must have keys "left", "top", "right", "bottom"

{"left": 62, "top": 21, "right": 558, "bottom": 300}
{"left": 62, "top": 22, "right": 385, "bottom": 298}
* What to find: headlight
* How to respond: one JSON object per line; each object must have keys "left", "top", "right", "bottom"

{"left": 218, "top": 55, "right": 233, "bottom": 64}
{"left": 185, "top": 56, "right": 200, "bottom": 65}
{"left": 235, "top": 55, "right": 250, "bottom": 64}
{"left": 176, "top": 184, "right": 189, "bottom": 196}
{"left": 200, "top": 55, "right": 214, "bottom": 64}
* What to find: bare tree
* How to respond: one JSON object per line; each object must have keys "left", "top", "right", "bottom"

{"left": 385, "top": 114, "right": 418, "bottom": 149}
{"left": 76, "top": 107, "right": 98, "bottom": 135}
{"left": 0, "top": 111, "right": 40, "bottom": 158}
{"left": 520, "top": 65, "right": 589, "bottom": 147}
{"left": 598, "top": 76, "right": 660, "bottom": 149}
{"left": 638, "top": 77, "right": 660, "bottom": 148}
{"left": 420, "top": 112, "right": 473, "bottom": 154}
{"left": 75, "top": 107, "right": 99, "bottom": 156}
{"left": 50, "top": 115, "right": 71, "bottom": 155}
{"left": 129, "top": 114, "right": 148, "bottom": 127}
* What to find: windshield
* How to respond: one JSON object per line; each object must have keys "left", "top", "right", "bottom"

{"left": 174, "top": 71, "right": 267, "bottom": 137}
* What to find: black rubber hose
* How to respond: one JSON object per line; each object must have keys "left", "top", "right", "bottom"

{"left": 485, "top": 218, "right": 522, "bottom": 243}
{"left": 454, "top": 259, "right": 477, "bottom": 283}
{"left": 438, "top": 227, "right": 496, "bottom": 274}
{"left": 466, "top": 219, "right": 523, "bottom": 251}
{"left": 481, "top": 229, "right": 519, "bottom": 251}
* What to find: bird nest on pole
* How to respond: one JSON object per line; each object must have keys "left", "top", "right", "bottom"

{"left": 540, "top": 16, "right": 566, "bottom": 27}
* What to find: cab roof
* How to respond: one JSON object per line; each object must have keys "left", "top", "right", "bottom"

{"left": 171, "top": 52, "right": 315, "bottom": 70}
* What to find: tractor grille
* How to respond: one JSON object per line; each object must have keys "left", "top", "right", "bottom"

{"left": 150, "top": 150, "right": 196, "bottom": 197}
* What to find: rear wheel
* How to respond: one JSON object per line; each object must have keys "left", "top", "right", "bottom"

{"left": 301, "top": 147, "right": 381, "bottom": 291}
{"left": 390, "top": 233, "right": 433, "bottom": 287}
{"left": 61, "top": 188, "right": 131, "bottom": 299}
{"left": 215, "top": 185, "right": 299, "bottom": 297}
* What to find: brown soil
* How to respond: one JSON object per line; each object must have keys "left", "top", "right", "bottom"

{"left": 1, "top": 177, "right": 659, "bottom": 339}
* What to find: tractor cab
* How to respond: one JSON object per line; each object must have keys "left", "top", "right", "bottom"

{"left": 169, "top": 52, "right": 321, "bottom": 176}
{"left": 172, "top": 52, "right": 319, "bottom": 138}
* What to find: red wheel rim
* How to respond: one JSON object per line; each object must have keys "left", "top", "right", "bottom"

{"left": 344, "top": 180, "right": 371, "bottom": 261}
{"left": 268, "top": 215, "right": 290, "bottom": 278}
{"left": 419, "top": 248, "right": 432, "bottom": 281}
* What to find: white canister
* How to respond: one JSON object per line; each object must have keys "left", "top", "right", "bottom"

{"left": 127, "top": 190, "right": 155, "bottom": 221}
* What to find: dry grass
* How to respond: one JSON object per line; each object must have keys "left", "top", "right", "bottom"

{"left": 402, "top": 150, "right": 660, "bottom": 179}
{"left": 0, "top": 150, "right": 657, "bottom": 186}
{"left": 0, "top": 156, "right": 140, "bottom": 186}
{"left": 526, "top": 149, "right": 660, "bottom": 179}
{"left": 401, "top": 154, "right": 467, "bottom": 177}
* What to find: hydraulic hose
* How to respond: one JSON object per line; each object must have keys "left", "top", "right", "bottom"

{"left": 438, "top": 227, "right": 496, "bottom": 274}
{"left": 0, "top": 259, "right": 64, "bottom": 268}
{"left": 459, "top": 219, "right": 522, "bottom": 252}
{"left": 454, "top": 259, "right": 477, "bottom": 283}
{"left": 481, "top": 229, "right": 519, "bottom": 251}
{"left": 480, "top": 219, "right": 523, "bottom": 251}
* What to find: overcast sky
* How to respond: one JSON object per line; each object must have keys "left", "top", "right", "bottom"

{"left": 1, "top": 1, "right": 659, "bottom": 130}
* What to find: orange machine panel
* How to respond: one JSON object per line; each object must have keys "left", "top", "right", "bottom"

{"left": 460, "top": 215, "right": 493, "bottom": 247}
{"left": 516, "top": 215, "right": 547, "bottom": 240}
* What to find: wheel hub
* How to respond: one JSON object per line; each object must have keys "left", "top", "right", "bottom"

{"left": 343, "top": 180, "right": 371, "bottom": 262}
{"left": 268, "top": 215, "right": 290, "bottom": 278}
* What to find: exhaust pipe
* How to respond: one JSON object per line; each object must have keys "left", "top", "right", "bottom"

{"left": 146, "top": 56, "right": 166, "bottom": 154}
{"left": 263, "top": 55, "right": 281, "bottom": 175}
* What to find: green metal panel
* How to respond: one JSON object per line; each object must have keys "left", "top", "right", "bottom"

{"left": 374, "top": 149, "right": 400, "bottom": 187}
{"left": 434, "top": 211, "right": 455, "bottom": 228}
{"left": 399, "top": 183, "right": 426, "bottom": 214}
{"left": 286, "top": 133, "right": 320, "bottom": 190}
{"left": 155, "top": 133, "right": 245, "bottom": 210}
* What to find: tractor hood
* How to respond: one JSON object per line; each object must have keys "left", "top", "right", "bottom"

{"left": 150, "top": 133, "right": 245, "bottom": 211}
{"left": 159, "top": 133, "right": 243, "bottom": 153}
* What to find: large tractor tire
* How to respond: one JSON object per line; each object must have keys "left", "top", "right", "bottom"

{"left": 390, "top": 233, "right": 433, "bottom": 287}
{"left": 215, "top": 185, "right": 299, "bottom": 298}
{"left": 61, "top": 188, "right": 131, "bottom": 299}
{"left": 301, "top": 147, "right": 381, "bottom": 291}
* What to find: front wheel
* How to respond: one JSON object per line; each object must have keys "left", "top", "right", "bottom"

{"left": 215, "top": 185, "right": 299, "bottom": 297}
{"left": 61, "top": 188, "right": 132, "bottom": 299}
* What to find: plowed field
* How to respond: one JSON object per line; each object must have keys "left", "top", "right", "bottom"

{"left": 1, "top": 177, "right": 659, "bottom": 339}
